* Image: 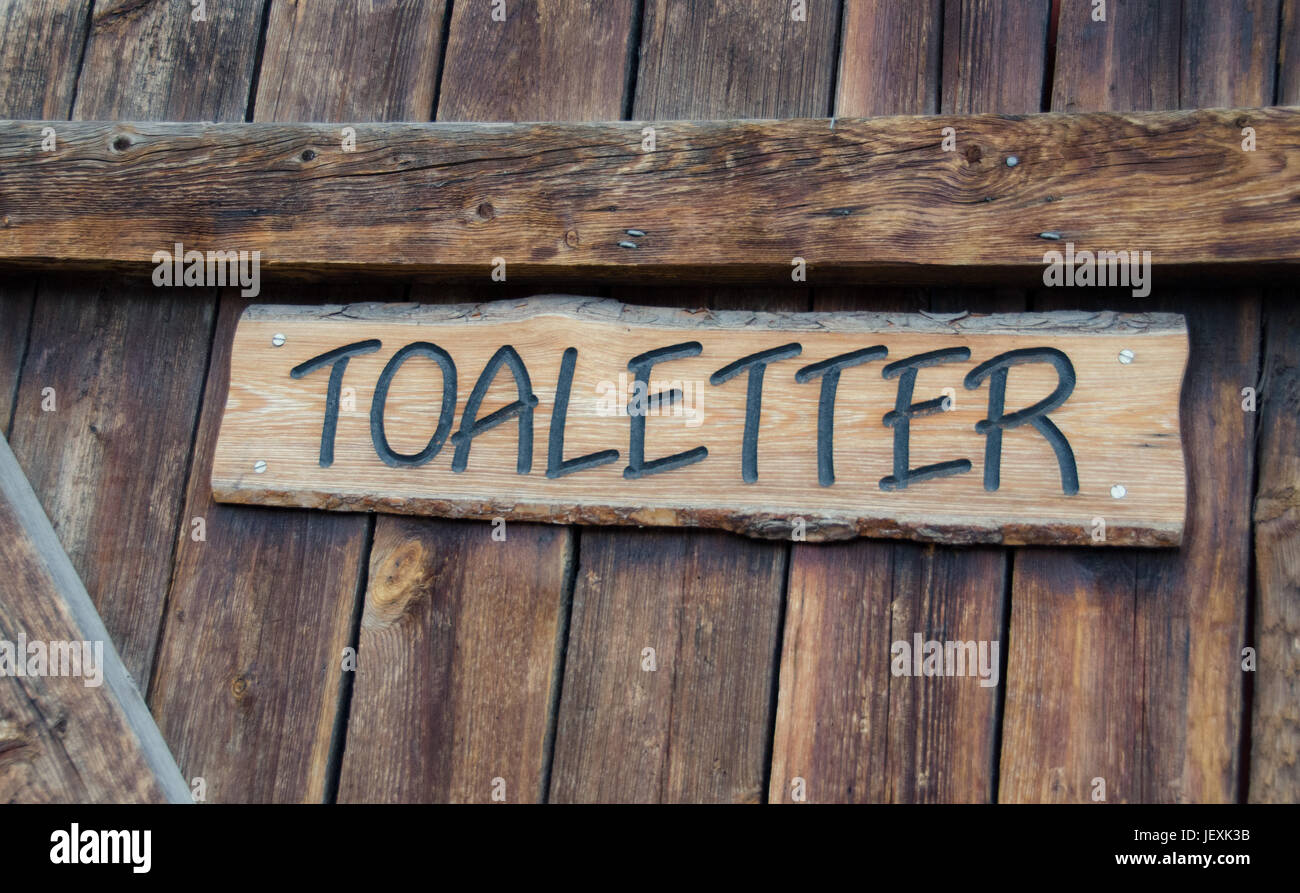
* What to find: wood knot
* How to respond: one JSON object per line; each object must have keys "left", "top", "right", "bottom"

{"left": 365, "top": 539, "right": 435, "bottom": 628}
{"left": 300, "top": 149, "right": 317, "bottom": 162}
{"left": 110, "top": 135, "right": 132, "bottom": 153}
{"left": 477, "top": 201, "right": 495, "bottom": 220}
{"left": 0, "top": 722, "right": 38, "bottom": 769}
{"left": 230, "top": 674, "right": 250, "bottom": 699}
{"left": 963, "top": 144, "right": 982, "bottom": 164}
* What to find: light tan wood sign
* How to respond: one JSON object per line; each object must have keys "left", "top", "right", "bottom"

{"left": 211, "top": 297, "right": 1188, "bottom": 546}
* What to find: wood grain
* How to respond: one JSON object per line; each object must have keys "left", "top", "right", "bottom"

{"left": 438, "top": 0, "right": 637, "bottom": 122}
{"left": 0, "top": 432, "right": 188, "bottom": 803}
{"left": 1250, "top": 0, "right": 1300, "bottom": 804}
{"left": 999, "top": 0, "right": 1272, "bottom": 804}
{"left": 770, "top": 0, "right": 1049, "bottom": 803}
{"left": 0, "top": 0, "right": 91, "bottom": 432}
{"left": 148, "top": 1, "right": 443, "bottom": 802}
{"left": 6, "top": 0, "right": 263, "bottom": 686}
{"left": 213, "top": 298, "right": 1188, "bottom": 547}
{"left": 337, "top": 0, "right": 631, "bottom": 804}
{"left": 548, "top": 0, "right": 836, "bottom": 803}
{"left": 2, "top": 107, "right": 1299, "bottom": 282}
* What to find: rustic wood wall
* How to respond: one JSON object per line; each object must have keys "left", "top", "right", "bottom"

{"left": 0, "top": 0, "right": 1294, "bottom": 803}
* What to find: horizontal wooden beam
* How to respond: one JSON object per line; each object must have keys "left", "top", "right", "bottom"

{"left": 0, "top": 433, "right": 190, "bottom": 803}
{"left": 1, "top": 109, "right": 1297, "bottom": 283}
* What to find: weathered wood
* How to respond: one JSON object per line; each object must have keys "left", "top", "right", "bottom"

{"left": 1249, "top": 0, "right": 1300, "bottom": 804}
{"left": 439, "top": 0, "right": 637, "bottom": 123}
{"left": 942, "top": 0, "right": 1051, "bottom": 115}
{"left": 770, "top": 0, "right": 1046, "bottom": 803}
{"left": 0, "top": 432, "right": 189, "bottom": 803}
{"left": 1250, "top": 293, "right": 1300, "bottom": 802}
{"left": 213, "top": 297, "right": 1188, "bottom": 547}
{"left": 549, "top": 0, "right": 836, "bottom": 803}
{"left": 0, "top": 0, "right": 91, "bottom": 433}
{"left": 999, "top": 0, "right": 1270, "bottom": 804}
{"left": 6, "top": 0, "right": 263, "bottom": 686}
{"left": 338, "top": 0, "right": 627, "bottom": 804}
{"left": 2, "top": 107, "right": 1299, "bottom": 282}
{"left": 148, "top": 2, "right": 440, "bottom": 802}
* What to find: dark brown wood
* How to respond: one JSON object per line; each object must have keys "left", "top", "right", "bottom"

{"left": 770, "top": 0, "right": 1048, "bottom": 803}
{"left": 549, "top": 0, "right": 837, "bottom": 803}
{"left": 337, "top": 0, "right": 632, "bottom": 804}
{"left": 3, "top": 105, "right": 1298, "bottom": 283}
{"left": 999, "top": 0, "right": 1272, "bottom": 804}
{"left": 836, "top": 0, "right": 941, "bottom": 118}
{"left": 942, "top": 0, "right": 1051, "bottom": 115}
{"left": 256, "top": 0, "right": 444, "bottom": 122}
{"left": 0, "top": 432, "right": 188, "bottom": 803}
{"left": 1249, "top": 0, "right": 1300, "bottom": 804}
{"left": 6, "top": 0, "right": 264, "bottom": 686}
{"left": 1250, "top": 293, "right": 1300, "bottom": 803}
{"left": 148, "top": 2, "right": 443, "bottom": 802}
{"left": 439, "top": 0, "right": 637, "bottom": 122}
{"left": 0, "top": 0, "right": 91, "bottom": 434}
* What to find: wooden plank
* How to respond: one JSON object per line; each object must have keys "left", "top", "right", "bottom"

{"left": 6, "top": 1, "right": 264, "bottom": 686}
{"left": 1249, "top": 0, "right": 1300, "bottom": 804}
{"left": 0, "top": 432, "right": 189, "bottom": 803}
{"left": 2, "top": 107, "right": 1299, "bottom": 282}
{"left": 1250, "top": 294, "right": 1300, "bottom": 802}
{"left": 770, "top": 0, "right": 1049, "bottom": 804}
{"left": 337, "top": 0, "right": 635, "bottom": 804}
{"left": 212, "top": 298, "right": 1188, "bottom": 547}
{"left": 999, "top": 0, "right": 1272, "bottom": 804}
{"left": 438, "top": 0, "right": 637, "bottom": 122}
{"left": 0, "top": 0, "right": 92, "bottom": 434}
{"left": 147, "top": 2, "right": 446, "bottom": 803}
{"left": 548, "top": 0, "right": 837, "bottom": 803}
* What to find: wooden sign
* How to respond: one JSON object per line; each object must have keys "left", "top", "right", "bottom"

{"left": 211, "top": 298, "right": 1188, "bottom": 546}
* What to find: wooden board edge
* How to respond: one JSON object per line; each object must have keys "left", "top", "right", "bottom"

{"left": 208, "top": 486, "right": 1183, "bottom": 547}
{"left": 0, "top": 433, "right": 192, "bottom": 804}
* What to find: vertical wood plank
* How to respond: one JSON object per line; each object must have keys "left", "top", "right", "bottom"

{"left": 337, "top": 0, "right": 636, "bottom": 804}
{"left": 548, "top": 0, "right": 839, "bottom": 803}
{"left": 0, "top": 0, "right": 90, "bottom": 433}
{"left": 438, "top": 0, "right": 636, "bottom": 122}
{"left": 149, "top": 1, "right": 444, "bottom": 803}
{"left": 1250, "top": 0, "right": 1299, "bottom": 804}
{"left": 0, "top": 0, "right": 143, "bottom": 804}
{"left": 942, "top": 0, "right": 1052, "bottom": 115}
{"left": 835, "top": 0, "right": 940, "bottom": 118}
{"left": 1000, "top": 0, "right": 1272, "bottom": 804}
{"left": 770, "top": 0, "right": 1048, "bottom": 804}
{"left": 6, "top": 0, "right": 264, "bottom": 685}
